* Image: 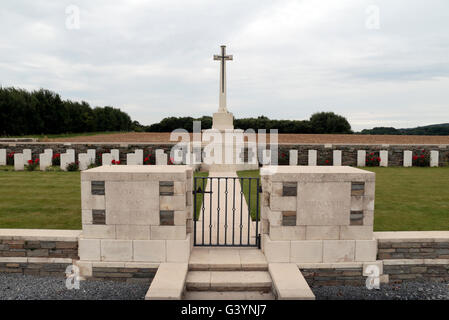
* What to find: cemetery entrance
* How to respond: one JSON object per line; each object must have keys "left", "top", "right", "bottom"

{"left": 193, "top": 176, "right": 260, "bottom": 247}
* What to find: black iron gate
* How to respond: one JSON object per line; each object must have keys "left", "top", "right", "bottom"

{"left": 193, "top": 176, "right": 260, "bottom": 247}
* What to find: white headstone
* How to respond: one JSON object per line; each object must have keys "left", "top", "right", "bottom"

{"left": 156, "top": 149, "right": 167, "bottom": 165}
{"left": 380, "top": 150, "right": 388, "bottom": 167}
{"left": 111, "top": 149, "right": 119, "bottom": 161}
{"left": 66, "top": 149, "right": 75, "bottom": 162}
{"left": 134, "top": 149, "right": 143, "bottom": 165}
{"left": 0, "top": 149, "right": 6, "bottom": 165}
{"left": 60, "top": 153, "right": 72, "bottom": 171}
{"left": 102, "top": 153, "right": 113, "bottom": 165}
{"left": 430, "top": 150, "right": 439, "bottom": 167}
{"left": 333, "top": 150, "right": 342, "bottom": 166}
{"left": 357, "top": 150, "right": 366, "bottom": 167}
{"left": 23, "top": 149, "right": 32, "bottom": 163}
{"left": 126, "top": 153, "right": 137, "bottom": 165}
{"left": 289, "top": 150, "right": 298, "bottom": 166}
{"left": 39, "top": 153, "right": 51, "bottom": 171}
{"left": 403, "top": 150, "right": 412, "bottom": 167}
{"left": 44, "top": 149, "right": 53, "bottom": 158}
{"left": 308, "top": 150, "right": 317, "bottom": 166}
{"left": 14, "top": 153, "right": 24, "bottom": 171}
{"left": 78, "top": 153, "right": 90, "bottom": 171}
{"left": 87, "top": 149, "right": 96, "bottom": 164}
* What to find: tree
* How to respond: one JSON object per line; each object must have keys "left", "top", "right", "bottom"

{"left": 309, "top": 112, "right": 352, "bottom": 134}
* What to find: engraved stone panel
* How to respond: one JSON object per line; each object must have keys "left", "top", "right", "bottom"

{"left": 91, "top": 181, "right": 105, "bottom": 195}
{"left": 92, "top": 210, "right": 106, "bottom": 225}
{"left": 282, "top": 182, "right": 297, "bottom": 197}
{"left": 351, "top": 182, "right": 365, "bottom": 196}
{"left": 159, "top": 181, "right": 174, "bottom": 195}
{"left": 282, "top": 211, "right": 296, "bottom": 226}
{"left": 350, "top": 210, "right": 364, "bottom": 226}
{"left": 160, "top": 210, "right": 174, "bottom": 226}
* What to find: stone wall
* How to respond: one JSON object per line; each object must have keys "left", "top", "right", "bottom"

{"left": 383, "top": 260, "right": 449, "bottom": 283}
{"left": 0, "top": 258, "right": 72, "bottom": 277}
{"left": 1, "top": 142, "right": 448, "bottom": 166}
{"left": 301, "top": 267, "right": 365, "bottom": 287}
{"left": 91, "top": 266, "right": 157, "bottom": 283}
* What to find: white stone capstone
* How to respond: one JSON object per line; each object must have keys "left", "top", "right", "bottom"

{"left": 357, "top": 150, "right": 366, "bottom": 167}
{"left": 289, "top": 150, "right": 298, "bottom": 166}
{"left": 308, "top": 150, "right": 317, "bottom": 166}
{"left": 0, "top": 149, "right": 6, "bottom": 165}
{"left": 14, "top": 153, "right": 24, "bottom": 171}
{"left": 430, "top": 150, "right": 439, "bottom": 167}
{"left": 379, "top": 150, "right": 388, "bottom": 167}
{"left": 403, "top": 150, "right": 412, "bottom": 167}
{"left": 333, "top": 150, "right": 342, "bottom": 166}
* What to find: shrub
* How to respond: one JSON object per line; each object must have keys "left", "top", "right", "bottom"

{"left": 413, "top": 149, "right": 430, "bottom": 167}
{"left": 7, "top": 152, "right": 15, "bottom": 165}
{"left": 144, "top": 154, "right": 154, "bottom": 165}
{"left": 319, "top": 158, "right": 332, "bottom": 166}
{"left": 366, "top": 152, "right": 381, "bottom": 167}
{"left": 52, "top": 153, "right": 61, "bottom": 166}
{"left": 26, "top": 158, "right": 39, "bottom": 171}
{"left": 278, "top": 152, "right": 289, "bottom": 165}
{"left": 66, "top": 162, "right": 79, "bottom": 171}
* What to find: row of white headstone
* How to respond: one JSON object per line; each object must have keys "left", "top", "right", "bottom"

{"left": 287, "top": 149, "right": 440, "bottom": 167}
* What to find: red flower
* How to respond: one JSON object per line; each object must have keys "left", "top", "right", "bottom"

{"left": 144, "top": 157, "right": 149, "bottom": 162}
{"left": 34, "top": 159, "right": 39, "bottom": 163}
{"left": 116, "top": 160, "right": 121, "bottom": 165}
{"left": 111, "top": 160, "right": 116, "bottom": 164}
{"left": 420, "top": 155, "right": 424, "bottom": 158}
{"left": 27, "top": 160, "right": 33, "bottom": 164}
{"left": 325, "top": 160, "right": 329, "bottom": 164}
{"left": 377, "top": 157, "right": 381, "bottom": 161}
{"left": 413, "top": 156, "right": 418, "bottom": 160}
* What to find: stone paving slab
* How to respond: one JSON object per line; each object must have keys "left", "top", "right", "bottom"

{"left": 189, "top": 248, "right": 267, "bottom": 271}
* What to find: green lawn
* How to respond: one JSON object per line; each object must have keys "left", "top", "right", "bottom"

{"left": 193, "top": 171, "right": 209, "bottom": 219}
{"left": 237, "top": 167, "right": 449, "bottom": 231}
{"left": 237, "top": 170, "right": 261, "bottom": 220}
{"left": 0, "top": 167, "right": 448, "bottom": 231}
{"left": 1, "top": 131, "right": 123, "bottom": 140}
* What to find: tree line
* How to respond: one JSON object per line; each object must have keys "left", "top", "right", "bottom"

{"left": 145, "top": 112, "right": 353, "bottom": 134}
{"left": 360, "top": 123, "right": 449, "bottom": 135}
{"left": 0, "top": 87, "right": 133, "bottom": 136}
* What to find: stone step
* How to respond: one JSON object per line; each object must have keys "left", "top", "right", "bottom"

{"left": 268, "top": 263, "right": 315, "bottom": 300}
{"left": 186, "top": 271, "right": 272, "bottom": 292}
{"left": 189, "top": 248, "right": 268, "bottom": 271}
{"left": 184, "top": 291, "right": 276, "bottom": 300}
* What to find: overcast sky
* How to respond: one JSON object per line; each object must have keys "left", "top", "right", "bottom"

{"left": 1, "top": 0, "right": 448, "bottom": 131}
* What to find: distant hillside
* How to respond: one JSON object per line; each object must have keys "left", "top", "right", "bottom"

{"left": 360, "top": 123, "right": 449, "bottom": 135}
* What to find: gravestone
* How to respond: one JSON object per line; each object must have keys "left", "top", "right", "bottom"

{"left": 289, "top": 150, "right": 298, "bottom": 166}
{"left": 60, "top": 153, "right": 72, "bottom": 171}
{"left": 308, "top": 150, "right": 317, "bottom": 166}
{"left": 126, "top": 153, "right": 137, "bottom": 165}
{"left": 379, "top": 150, "right": 388, "bottom": 167}
{"left": 156, "top": 149, "right": 167, "bottom": 165}
{"left": 78, "top": 153, "right": 90, "bottom": 170}
{"left": 87, "top": 149, "right": 96, "bottom": 164}
{"left": 0, "top": 149, "right": 6, "bottom": 165}
{"left": 23, "top": 149, "right": 32, "bottom": 163}
{"left": 403, "top": 150, "right": 412, "bottom": 167}
{"left": 111, "top": 149, "right": 119, "bottom": 161}
{"left": 430, "top": 150, "right": 439, "bottom": 167}
{"left": 39, "top": 153, "right": 52, "bottom": 171}
{"left": 357, "top": 150, "right": 366, "bottom": 167}
{"left": 102, "top": 153, "right": 113, "bottom": 165}
{"left": 44, "top": 149, "right": 53, "bottom": 158}
{"left": 66, "top": 149, "right": 75, "bottom": 162}
{"left": 135, "top": 149, "right": 143, "bottom": 165}
{"left": 333, "top": 150, "right": 342, "bottom": 166}
{"left": 14, "top": 153, "right": 24, "bottom": 171}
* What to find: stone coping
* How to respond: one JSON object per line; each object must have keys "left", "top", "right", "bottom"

{"left": 0, "top": 229, "right": 81, "bottom": 241}
{"left": 383, "top": 259, "right": 449, "bottom": 266}
{"left": 261, "top": 165, "right": 373, "bottom": 175}
{"left": 0, "top": 257, "right": 73, "bottom": 264}
{"left": 374, "top": 231, "right": 449, "bottom": 242}
{"left": 145, "top": 263, "right": 188, "bottom": 300}
{"left": 268, "top": 263, "right": 315, "bottom": 300}
{"left": 83, "top": 165, "right": 191, "bottom": 173}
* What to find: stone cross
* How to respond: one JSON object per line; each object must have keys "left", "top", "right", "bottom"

{"left": 213, "top": 45, "right": 233, "bottom": 113}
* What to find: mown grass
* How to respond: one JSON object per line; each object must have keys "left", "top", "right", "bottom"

{"left": 237, "top": 167, "right": 449, "bottom": 231}
{"left": 1, "top": 131, "right": 124, "bottom": 140}
{"left": 0, "top": 168, "right": 447, "bottom": 231}
{"left": 236, "top": 170, "right": 261, "bottom": 220}
{"left": 193, "top": 171, "right": 209, "bottom": 219}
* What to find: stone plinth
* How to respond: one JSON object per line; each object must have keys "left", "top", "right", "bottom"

{"left": 212, "top": 112, "right": 234, "bottom": 130}
{"left": 261, "top": 166, "right": 376, "bottom": 264}
{"left": 79, "top": 165, "right": 193, "bottom": 277}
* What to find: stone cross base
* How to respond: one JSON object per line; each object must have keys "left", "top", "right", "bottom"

{"left": 212, "top": 112, "right": 234, "bottom": 130}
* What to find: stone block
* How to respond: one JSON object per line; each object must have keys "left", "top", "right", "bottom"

{"left": 308, "top": 150, "right": 317, "bottom": 166}
{"left": 262, "top": 234, "right": 290, "bottom": 263}
{"left": 82, "top": 194, "right": 105, "bottom": 211}
{"left": 150, "top": 226, "right": 186, "bottom": 240}
{"left": 102, "top": 153, "right": 113, "bottom": 165}
{"left": 133, "top": 240, "right": 166, "bottom": 262}
{"left": 75, "top": 260, "right": 93, "bottom": 278}
{"left": 83, "top": 225, "right": 116, "bottom": 239}
{"left": 272, "top": 183, "right": 283, "bottom": 197}
{"left": 291, "top": 240, "right": 323, "bottom": 263}
{"left": 116, "top": 225, "right": 150, "bottom": 240}
{"left": 145, "top": 263, "right": 188, "bottom": 300}
{"left": 14, "top": 153, "right": 24, "bottom": 171}
{"left": 166, "top": 235, "right": 191, "bottom": 263}
{"left": 173, "top": 181, "right": 185, "bottom": 195}
{"left": 0, "top": 149, "right": 6, "bottom": 165}
{"left": 82, "top": 209, "right": 93, "bottom": 224}
{"left": 297, "top": 182, "right": 350, "bottom": 226}
{"left": 355, "top": 240, "right": 377, "bottom": 262}
{"left": 403, "top": 150, "right": 412, "bottom": 167}
{"left": 350, "top": 196, "right": 364, "bottom": 211}
{"left": 357, "top": 150, "right": 366, "bottom": 167}
{"left": 333, "top": 150, "right": 342, "bottom": 166}
{"left": 305, "top": 226, "right": 339, "bottom": 240}
{"left": 78, "top": 153, "right": 90, "bottom": 171}
{"left": 270, "top": 226, "right": 305, "bottom": 240}
{"left": 430, "top": 150, "right": 439, "bottom": 167}
{"left": 323, "top": 240, "right": 355, "bottom": 262}
{"left": 363, "top": 210, "right": 374, "bottom": 226}
{"left": 159, "top": 195, "right": 185, "bottom": 211}
{"left": 289, "top": 150, "right": 298, "bottom": 166}
{"left": 174, "top": 210, "right": 186, "bottom": 226}
{"left": 79, "top": 238, "right": 101, "bottom": 261}
{"left": 101, "top": 239, "right": 133, "bottom": 262}
{"left": 105, "top": 181, "right": 159, "bottom": 225}
{"left": 270, "top": 196, "right": 296, "bottom": 211}
{"left": 340, "top": 226, "right": 373, "bottom": 240}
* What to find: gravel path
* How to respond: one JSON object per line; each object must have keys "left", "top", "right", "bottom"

{"left": 313, "top": 281, "right": 449, "bottom": 300}
{"left": 0, "top": 273, "right": 149, "bottom": 300}
{"left": 1, "top": 273, "right": 448, "bottom": 300}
